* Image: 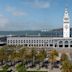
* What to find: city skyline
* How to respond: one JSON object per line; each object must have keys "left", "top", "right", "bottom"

{"left": 0, "top": 0, "right": 72, "bottom": 31}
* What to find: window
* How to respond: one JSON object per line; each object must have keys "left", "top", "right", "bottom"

{"left": 10, "top": 40, "right": 12, "bottom": 43}
{"left": 13, "top": 40, "right": 15, "bottom": 43}
{"left": 29, "top": 40, "right": 30, "bottom": 43}
{"left": 65, "top": 45, "right": 68, "bottom": 47}
{"left": 47, "top": 44, "right": 48, "bottom": 46}
{"left": 64, "top": 41, "right": 68, "bottom": 45}
{"left": 50, "top": 44, "right": 53, "bottom": 47}
{"left": 29, "top": 44, "right": 30, "bottom": 46}
{"left": 42, "top": 40, "right": 43, "bottom": 43}
{"left": 59, "top": 41, "right": 63, "bottom": 45}
{"left": 64, "top": 22, "right": 69, "bottom": 23}
{"left": 59, "top": 45, "right": 63, "bottom": 47}
{"left": 42, "top": 44, "right": 43, "bottom": 46}
{"left": 24, "top": 40, "right": 25, "bottom": 43}
{"left": 37, "top": 40, "right": 38, "bottom": 43}
{"left": 19, "top": 40, "right": 20, "bottom": 43}
{"left": 31, "top": 44, "right": 33, "bottom": 46}
{"left": 55, "top": 44, "right": 57, "bottom": 47}
{"left": 70, "top": 45, "right": 72, "bottom": 47}
{"left": 24, "top": 44, "right": 27, "bottom": 46}
{"left": 8, "top": 40, "right": 9, "bottom": 43}
{"left": 70, "top": 41, "right": 72, "bottom": 46}
{"left": 32, "top": 40, "right": 33, "bottom": 43}
{"left": 26, "top": 40, "right": 28, "bottom": 43}
{"left": 37, "top": 44, "right": 38, "bottom": 46}
{"left": 16, "top": 40, "right": 17, "bottom": 43}
{"left": 47, "top": 40, "right": 48, "bottom": 42}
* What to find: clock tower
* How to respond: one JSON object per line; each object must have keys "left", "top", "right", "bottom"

{"left": 63, "top": 8, "right": 70, "bottom": 38}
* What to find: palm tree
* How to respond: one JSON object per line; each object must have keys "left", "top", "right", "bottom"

{"left": 61, "top": 60, "right": 72, "bottom": 72}
{"left": 0, "top": 48, "right": 8, "bottom": 65}
{"left": 11, "top": 51, "right": 20, "bottom": 61}
{"left": 36, "top": 49, "right": 47, "bottom": 68}
{"left": 48, "top": 49, "right": 58, "bottom": 69}
{"left": 60, "top": 53, "right": 69, "bottom": 62}
{"left": 36, "top": 49, "right": 47, "bottom": 61}
{"left": 30, "top": 48, "right": 37, "bottom": 66}
{"left": 7, "top": 48, "right": 21, "bottom": 67}
{"left": 19, "top": 48, "right": 27, "bottom": 65}
{"left": 61, "top": 53, "right": 72, "bottom": 72}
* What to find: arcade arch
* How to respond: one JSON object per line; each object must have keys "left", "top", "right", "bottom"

{"left": 70, "top": 41, "right": 72, "bottom": 47}
{"left": 59, "top": 41, "right": 63, "bottom": 47}
{"left": 64, "top": 41, "right": 69, "bottom": 47}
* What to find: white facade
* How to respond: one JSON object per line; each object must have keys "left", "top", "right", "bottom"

{"left": 63, "top": 8, "right": 70, "bottom": 38}
{"left": 7, "top": 37, "right": 72, "bottom": 48}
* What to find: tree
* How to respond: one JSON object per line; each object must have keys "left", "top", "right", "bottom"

{"left": 16, "top": 63, "right": 27, "bottom": 72}
{"left": 60, "top": 53, "right": 69, "bottom": 62}
{"left": 61, "top": 60, "right": 72, "bottom": 72}
{"left": 61, "top": 53, "right": 72, "bottom": 72}
{"left": 11, "top": 51, "right": 20, "bottom": 62}
{"left": 48, "top": 49, "right": 58, "bottom": 69}
{"left": 36, "top": 49, "right": 47, "bottom": 61}
{"left": 19, "top": 48, "right": 27, "bottom": 65}
{"left": 36, "top": 49, "right": 47, "bottom": 68}
{"left": 0, "top": 64, "right": 10, "bottom": 72}
{"left": 0, "top": 48, "right": 8, "bottom": 65}
{"left": 30, "top": 48, "right": 37, "bottom": 65}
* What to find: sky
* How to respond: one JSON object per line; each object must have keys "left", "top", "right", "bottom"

{"left": 0, "top": 0, "right": 72, "bottom": 31}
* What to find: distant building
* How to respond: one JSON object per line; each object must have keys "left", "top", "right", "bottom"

{"left": 7, "top": 8, "right": 72, "bottom": 49}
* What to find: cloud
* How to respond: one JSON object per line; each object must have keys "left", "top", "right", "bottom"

{"left": 0, "top": 15, "right": 9, "bottom": 28}
{"left": 20, "top": 0, "right": 50, "bottom": 8}
{"left": 32, "top": 0, "right": 50, "bottom": 8}
{"left": 5, "top": 5, "right": 27, "bottom": 16}
{"left": 12, "top": 11, "right": 27, "bottom": 16}
{"left": 33, "top": 2, "right": 50, "bottom": 8}
{"left": 5, "top": 6, "right": 15, "bottom": 12}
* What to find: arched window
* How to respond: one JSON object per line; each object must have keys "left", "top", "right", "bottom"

{"left": 64, "top": 41, "right": 69, "bottom": 47}
{"left": 70, "top": 41, "right": 72, "bottom": 44}
{"left": 70, "top": 41, "right": 72, "bottom": 47}
{"left": 59, "top": 41, "right": 63, "bottom": 47}
{"left": 55, "top": 43, "right": 57, "bottom": 47}
{"left": 59, "top": 41, "right": 63, "bottom": 45}
{"left": 64, "top": 41, "right": 68, "bottom": 45}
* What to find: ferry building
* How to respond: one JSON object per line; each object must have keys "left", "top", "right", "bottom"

{"left": 7, "top": 8, "right": 72, "bottom": 49}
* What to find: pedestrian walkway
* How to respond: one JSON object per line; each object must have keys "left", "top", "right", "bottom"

{"left": 48, "top": 68, "right": 61, "bottom": 72}
{"left": 27, "top": 68, "right": 61, "bottom": 72}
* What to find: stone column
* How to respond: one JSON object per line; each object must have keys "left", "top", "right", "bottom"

{"left": 68, "top": 41, "right": 70, "bottom": 49}
{"left": 63, "top": 41, "right": 65, "bottom": 48}
{"left": 57, "top": 40, "right": 59, "bottom": 48}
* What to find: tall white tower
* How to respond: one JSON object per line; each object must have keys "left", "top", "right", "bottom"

{"left": 63, "top": 8, "right": 70, "bottom": 38}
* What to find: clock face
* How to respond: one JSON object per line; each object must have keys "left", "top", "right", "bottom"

{"left": 65, "top": 25, "right": 68, "bottom": 29}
